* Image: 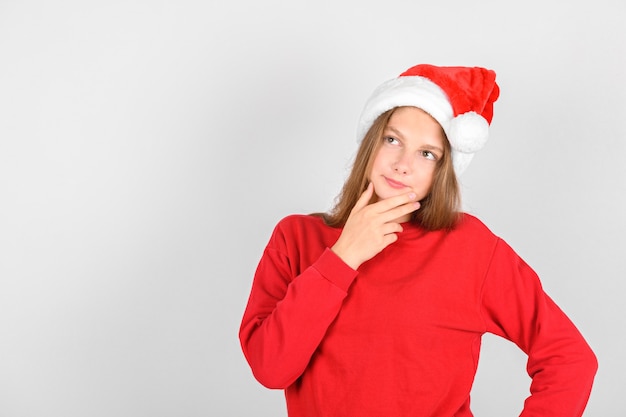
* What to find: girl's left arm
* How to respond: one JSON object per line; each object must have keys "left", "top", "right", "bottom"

{"left": 480, "top": 239, "right": 598, "bottom": 417}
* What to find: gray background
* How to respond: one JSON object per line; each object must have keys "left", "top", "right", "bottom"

{"left": 0, "top": 0, "right": 624, "bottom": 416}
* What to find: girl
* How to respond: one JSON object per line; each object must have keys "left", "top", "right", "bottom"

{"left": 239, "top": 64, "right": 597, "bottom": 416}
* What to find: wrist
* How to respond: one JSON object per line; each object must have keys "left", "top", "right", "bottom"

{"left": 330, "top": 243, "right": 361, "bottom": 270}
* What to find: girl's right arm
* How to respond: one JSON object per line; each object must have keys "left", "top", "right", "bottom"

{"left": 239, "top": 186, "right": 418, "bottom": 389}
{"left": 239, "top": 243, "right": 357, "bottom": 389}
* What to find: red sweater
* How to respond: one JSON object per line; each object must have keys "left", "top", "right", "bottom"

{"left": 239, "top": 214, "right": 597, "bottom": 416}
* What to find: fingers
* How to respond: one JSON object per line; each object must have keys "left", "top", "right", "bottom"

{"left": 381, "top": 221, "right": 403, "bottom": 236}
{"left": 333, "top": 184, "right": 415, "bottom": 270}
{"left": 363, "top": 191, "right": 420, "bottom": 225}
{"left": 352, "top": 183, "right": 420, "bottom": 227}
{"left": 371, "top": 190, "right": 418, "bottom": 214}
{"left": 382, "top": 233, "right": 399, "bottom": 247}
{"left": 378, "top": 200, "right": 421, "bottom": 223}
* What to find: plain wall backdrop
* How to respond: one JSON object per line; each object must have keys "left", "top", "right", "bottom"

{"left": 0, "top": 0, "right": 624, "bottom": 416}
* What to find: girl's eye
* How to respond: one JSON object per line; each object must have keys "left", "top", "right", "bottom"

{"left": 422, "top": 150, "right": 437, "bottom": 161}
{"left": 384, "top": 136, "right": 399, "bottom": 145}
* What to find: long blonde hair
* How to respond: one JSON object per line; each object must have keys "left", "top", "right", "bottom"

{"left": 317, "top": 107, "right": 461, "bottom": 231}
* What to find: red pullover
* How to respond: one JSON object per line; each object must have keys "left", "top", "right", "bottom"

{"left": 239, "top": 214, "right": 597, "bottom": 416}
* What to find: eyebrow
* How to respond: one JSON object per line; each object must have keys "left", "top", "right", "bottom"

{"left": 385, "top": 126, "right": 445, "bottom": 154}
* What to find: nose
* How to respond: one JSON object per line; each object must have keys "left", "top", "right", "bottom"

{"left": 393, "top": 152, "right": 412, "bottom": 175}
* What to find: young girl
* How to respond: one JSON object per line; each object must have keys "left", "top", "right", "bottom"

{"left": 239, "top": 64, "right": 597, "bottom": 416}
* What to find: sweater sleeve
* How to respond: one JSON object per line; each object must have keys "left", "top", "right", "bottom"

{"left": 239, "top": 222, "right": 358, "bottom": 389}
{"left": 480, "top": 239, "right": 598, "bottom": 416}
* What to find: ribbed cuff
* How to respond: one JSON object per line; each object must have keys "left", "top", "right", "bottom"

{"left": 313, "top": 248, "right": 358, "bottom": 293}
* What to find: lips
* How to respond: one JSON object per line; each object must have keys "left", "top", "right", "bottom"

{"left": 384, "top": 176, "right": 407, "bottom": 189}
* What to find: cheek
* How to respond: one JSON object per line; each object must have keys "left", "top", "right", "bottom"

{"left": 371, "top": 149, "right": 393, "bottom": 170}
{"left": 415, "top": 165, "right": 437, "bottom": 189}
{"left": 427, "top": 166, "right": 438, "bottom": 183}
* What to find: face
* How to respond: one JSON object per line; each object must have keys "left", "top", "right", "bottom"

{"left": 368, "top": 106, "right": 445, "bottom": 214}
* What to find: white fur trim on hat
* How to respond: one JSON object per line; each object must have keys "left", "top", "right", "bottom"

{"left": 357, "top": 76, "right": 453, "bottom": 143}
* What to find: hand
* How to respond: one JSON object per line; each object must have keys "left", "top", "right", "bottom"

{"left": 331, "top": 182, "right": 420, "bottom": 270}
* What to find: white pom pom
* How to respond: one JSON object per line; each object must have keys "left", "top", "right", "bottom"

{"left": 448, "top": 112, "right": 489, "bottom": 153}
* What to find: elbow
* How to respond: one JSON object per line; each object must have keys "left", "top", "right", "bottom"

{"left": 251, "top": 365, "right": 299, "bottom": 390}
{"left": 580, "top": 335, "right": 599, "bottom": 377}
{"left": 243, "top": 346, "right": 301, "bottom": 389}
{"left": 585, "top": 344, "right": 599, "bottom": 379}
{"left": 569, "top": 340, "right": 599, "bottom": 386}
{"left": 240, "top": 331, "right": 301, "bottom": 390}
{"left": 577, "top": 346, "right": 599, "bottom": 397}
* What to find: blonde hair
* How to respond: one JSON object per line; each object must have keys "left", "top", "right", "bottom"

{"left": 317, "top": 107, "right": 461, "bottom": 231}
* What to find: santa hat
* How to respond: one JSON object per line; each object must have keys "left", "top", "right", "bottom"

{"left": 357, "top": 64, "right": 500, "bottom": 174}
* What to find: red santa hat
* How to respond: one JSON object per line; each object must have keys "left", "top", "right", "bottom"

{"left": 357, "top": 64, "right": 500, "bottom": 174}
